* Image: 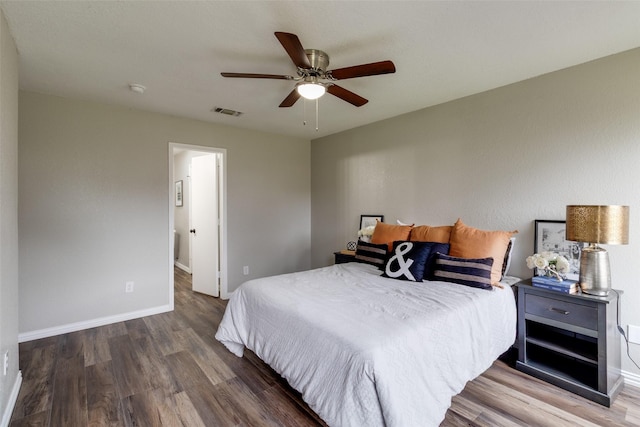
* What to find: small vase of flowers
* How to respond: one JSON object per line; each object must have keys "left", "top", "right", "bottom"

{"left": 526, "top": 251, "right": 570, "bottom": 281}
{"left": 357, "top": 225, "right": 376, "bottom": 243}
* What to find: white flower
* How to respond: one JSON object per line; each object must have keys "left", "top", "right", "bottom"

{"left": 540, "top": 251, "right": 556, "bottom": 262}
{"left": 358, "top": 225, "right": 376, "bottom": 237}
{"left": 555, "top": 255, "right": 570, "bottom": 274}
{"left": 525, "top": 256, "right": 536, "bottom": 269}
{"left": 534, "top": 256, "right": 548, "bottom": 269}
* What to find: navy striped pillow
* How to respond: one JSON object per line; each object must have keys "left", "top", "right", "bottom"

{"left": 432, "top": 253, "right": 494, "bottom": 290}
{"left": 355, "top": 241, "right": 388, "bottom": 269}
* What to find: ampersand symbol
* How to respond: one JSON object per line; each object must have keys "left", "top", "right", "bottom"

{"left": 385, "top": 242, "right": 415, "bottom": 280}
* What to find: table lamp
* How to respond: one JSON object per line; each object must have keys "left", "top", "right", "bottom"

{"left": 565, "top": 205, "right": 629, "bottom": 296}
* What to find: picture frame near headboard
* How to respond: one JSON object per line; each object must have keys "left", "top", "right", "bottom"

{"left": 360, "top": 214, "right": 384, "bottom": 230}
{"left": 534, "top": 219, "right": 584, "bottom": 280}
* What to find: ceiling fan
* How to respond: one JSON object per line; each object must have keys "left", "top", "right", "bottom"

{"left": 221, "top": 32, "right": 396, "bottom": 108}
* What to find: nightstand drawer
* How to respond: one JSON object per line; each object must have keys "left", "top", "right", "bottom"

{"left": 525, "top": 294, "right": 597, "bottom": 330}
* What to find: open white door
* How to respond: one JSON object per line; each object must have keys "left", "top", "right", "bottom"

{"left": 191, "top": 154, "right": 219, "bottom": 297}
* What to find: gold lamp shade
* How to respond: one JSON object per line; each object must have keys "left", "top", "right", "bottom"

{"left": 566, "top": 205, "right": 629, "bottom": 244}
{"left": 566, "top": 205, "right": 629, "bottom": 296}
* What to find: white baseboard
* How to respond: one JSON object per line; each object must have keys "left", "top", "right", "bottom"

{"left": 174, "top": 261, "right": 191, "bottom": 273}
{"left": 623, "top": 369, "right": 640, "bottom": 388}
{"left": 18, "top": 304, "right": 173, "bottom": 343}
{"left": 1, "top": 371, "right": 22, "bottom": 427}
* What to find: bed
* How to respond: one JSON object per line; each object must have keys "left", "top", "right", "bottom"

{"left": 215, "top": 261, "right": 517, "bottom": 427}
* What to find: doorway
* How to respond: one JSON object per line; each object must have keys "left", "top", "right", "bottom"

{"left": 169, "top": 143, "right": 228, "bottom": 304}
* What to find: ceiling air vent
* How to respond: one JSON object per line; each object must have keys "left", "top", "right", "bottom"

{"left": 212, "top": 107, "right": 242, "bottom": 117}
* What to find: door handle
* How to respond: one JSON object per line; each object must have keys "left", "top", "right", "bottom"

{"left": 190, "top": 229, "right": 196, "bottom": 234}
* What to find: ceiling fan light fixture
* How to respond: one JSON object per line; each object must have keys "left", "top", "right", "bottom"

{"left": 297, "top": 82, "right": 326, "bottom": 100}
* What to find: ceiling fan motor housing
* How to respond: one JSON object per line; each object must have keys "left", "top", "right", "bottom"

{"left": 304, "top": 49, "right": 329, "bottom": 75}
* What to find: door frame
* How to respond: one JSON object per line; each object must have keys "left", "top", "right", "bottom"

{"left": 168, "top": 142, "right": 228, "bottom": 303}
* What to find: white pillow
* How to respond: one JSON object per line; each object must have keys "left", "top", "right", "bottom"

{"left": 502, "top": 237, "right": 516, "bottom": 277}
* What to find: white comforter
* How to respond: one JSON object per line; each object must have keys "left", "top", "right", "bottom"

{"left": 215, "top": 262, "right": 516, "bottom": 427}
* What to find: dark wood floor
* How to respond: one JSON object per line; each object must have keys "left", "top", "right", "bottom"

{"left": 10, "top": 267, "right": 640, "bottom": 426}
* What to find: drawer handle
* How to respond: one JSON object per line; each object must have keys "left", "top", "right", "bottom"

{"left": 550, "top": 307, "right": 570, "bottom": 315}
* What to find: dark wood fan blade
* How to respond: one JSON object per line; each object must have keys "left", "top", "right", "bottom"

{"left": 327, "top": 85, "right": 368, "bottom": 107}
{"left": 274, "top": 32, "right": 311, "bottom": 69}
{"left": 221, "top": 72, "right": 293, "bottom": 80}
{"left": 329, "top": 60, "right": 396, "bottom": 80}
{"left": 279, "top": 89, "right": 301, "bottom": 108}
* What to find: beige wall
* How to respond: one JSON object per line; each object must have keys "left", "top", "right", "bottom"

{"left": 19, "top": 91, "right": 310, "bottom": 336}
{"left": 311, "top": 48, "right": 640, "bottom": 376}
{"left": 0, "top": 8, "right": 20, "bottom": 422}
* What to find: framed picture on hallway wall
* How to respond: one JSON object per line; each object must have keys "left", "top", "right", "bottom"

{"left": 175, "top": 180, "right": 183, "bottom": 207}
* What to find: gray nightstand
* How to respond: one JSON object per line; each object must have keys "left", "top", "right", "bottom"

{"left": 334, "top": 251, "right": 356, "bottom": 264}
{"left": 516, "top": 280, "right": 623, "bottom": 406}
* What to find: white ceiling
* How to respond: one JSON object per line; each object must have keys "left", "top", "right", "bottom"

{"left": 1, "top": 1, "right": 639, "bottom": 139}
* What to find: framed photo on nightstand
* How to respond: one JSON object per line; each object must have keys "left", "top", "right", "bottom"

{"left": 534, "top": 219, "right": 584, "bottom": 280}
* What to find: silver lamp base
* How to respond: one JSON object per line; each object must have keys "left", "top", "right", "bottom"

{"left": 579, "top": 244, "right": 611, "bottom": 296}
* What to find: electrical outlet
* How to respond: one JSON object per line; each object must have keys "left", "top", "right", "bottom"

{"left": 3, "top": 351, "right": 8, "bottom": 376}
{"left": 243, "top": 266, "right": 249, "bottom": 275}
{"left": 125, "top": 281, "right": 134, "bottom": 293}
{"left": 628, "top": 325, "right": 640, "bottom": 344}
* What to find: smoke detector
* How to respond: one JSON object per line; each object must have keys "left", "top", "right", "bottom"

{"left": 129, "top": 83, "right": 146, "bottom": 94}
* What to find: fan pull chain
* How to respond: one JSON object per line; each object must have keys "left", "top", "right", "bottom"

{"left": 300, "top": 98, "right": 319, "bottom": 131}
{"left": 303, "top": 99, "right": 307, "bottom": 126}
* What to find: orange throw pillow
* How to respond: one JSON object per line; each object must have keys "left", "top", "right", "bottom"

{"left": 449, "top": 219, "right": 518, "bottom": 284}
{"left": 371, "top": 221, "right": 413, "bottom": 252}
{"left": 409, "top": 225, "right": 452, "bottom": 244}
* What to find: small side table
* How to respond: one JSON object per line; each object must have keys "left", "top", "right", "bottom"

{"left": 334, "top": 250, "right": 356, "bottom": 264}
{"left": 515, "top": 279, "right": 622, "bottom": 406}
